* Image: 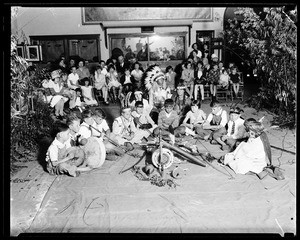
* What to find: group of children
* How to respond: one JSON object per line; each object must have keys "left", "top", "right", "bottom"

{"left": 46, "top": 96, "right": 273, "bottom": 180}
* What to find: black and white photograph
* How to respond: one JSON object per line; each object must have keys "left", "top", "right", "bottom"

{"left": 7, "top": 3, "right": 296, "bottom": 237}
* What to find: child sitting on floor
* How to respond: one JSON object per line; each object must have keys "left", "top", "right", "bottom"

{"left": 112, "top": 107, "right": 149, "bottom": 149}
{"left": 196, "top": 102, "right": 228, "bottom": 143}
{"left": 221, "top": 121, "right": 270, "bottom": 179}
{"left": 178, "top": 100, "right": 207, "bottom": 137}
{"left": 91, "top": 108, "right": 125, "bottom": 160}
{"left": 219, "top": 106, "right": 246, "bottom": 152}
{"left": 77, "top": 109, "right": 106, "bottom": 169}
{"left": 131, "top": 101, "right": 157, "bottom": 135}
{"left": 153, "top": 98, "right": 184, "bottom": 141}
{"left": 45, "top": 122, "right": 85, "bottom": 177}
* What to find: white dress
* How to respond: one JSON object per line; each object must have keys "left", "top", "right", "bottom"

{"left": 43, "top": 80, "right": 69, "bottom": 107}
{"left": 107, "top": 72, "right": 121, "bottom": 89}
{"left": 94, "top": 72, "right": 107, "bottom": 90}
{"left": 224, "top": 136, "right": 267, "bottom": 174}
{"left": 80, "top": 86, "right": 98, "bottom": 105}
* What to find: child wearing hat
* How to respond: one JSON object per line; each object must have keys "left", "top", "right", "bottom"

{"left": 219, "top": 106, "right": 246, "bottom": 151}
{"left": 43, "top": 70, "right": 69, "bottom": 120}
{"left": 196, "top": 102, "right": 228, "bottom": 143}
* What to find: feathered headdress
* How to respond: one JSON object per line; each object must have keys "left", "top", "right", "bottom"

{"left": 142, "top": 64, "right": 165, "bottom": 91}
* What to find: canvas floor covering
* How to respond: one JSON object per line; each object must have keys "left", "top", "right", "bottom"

{"left": 10, "top": 107, "right": 296, "bottom": 236}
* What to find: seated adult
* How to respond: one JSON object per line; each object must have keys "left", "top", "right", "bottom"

{"left": 76, "top": 60, "right": 90, "bottom": 85}
{"left": 42, "top": 70, "right": 69, "bottom": 120}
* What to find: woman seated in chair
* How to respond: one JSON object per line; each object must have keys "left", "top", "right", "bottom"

{"left": 42, "top": 70, "right": 69, "bottom": 120}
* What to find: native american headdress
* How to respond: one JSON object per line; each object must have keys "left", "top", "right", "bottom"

{"left": 142, "top": 64, "right": 166, "bottom": 91}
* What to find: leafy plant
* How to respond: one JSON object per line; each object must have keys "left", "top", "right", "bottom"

{"left": 223, "top": 7, "right": 297, "bottom": 126}
{"left": 10, "top": 34, "right": 54, "bottom": 166}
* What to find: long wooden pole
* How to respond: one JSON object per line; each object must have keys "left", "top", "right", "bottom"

{"left": 161, "top": 141, "right": 206, "bottom": 167}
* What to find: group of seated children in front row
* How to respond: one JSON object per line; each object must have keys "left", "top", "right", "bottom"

{"left": 46, "top": 98, "right": 274, "bottom": 180}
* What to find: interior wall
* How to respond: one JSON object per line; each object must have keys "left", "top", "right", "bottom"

{"left": 12, "top": 7, "right": 226, "bottom": 62}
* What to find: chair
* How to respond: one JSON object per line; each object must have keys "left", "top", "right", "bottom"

{"left": 216, "top": 85, "right": 228, "bottom": 101}
{"left": 204, "top": 84, "right": 211, "bottom": 100}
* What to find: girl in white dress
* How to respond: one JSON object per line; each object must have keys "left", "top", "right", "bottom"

{"left": 106, "top": 65, "right": 122, "bottom": 103}
{"left": 94, "top": 66, "right": 109, "bottom": 104}
{"left": 223, "top": 121, "right": 269, "bottom": 176}
{"left": 80, "top": 78, "right": 98, "bottom": 106}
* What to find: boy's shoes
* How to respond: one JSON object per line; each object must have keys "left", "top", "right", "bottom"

{"left": 210, "top": 140, "right": 219, "bottom": 145}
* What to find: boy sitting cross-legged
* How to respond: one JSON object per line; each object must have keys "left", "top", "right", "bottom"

{"left": 77, "top": 109, "right": 107, "bottom": 170}
{"left": 46, "top": 121, "right": 85, "bottom": 177}
{"left": 177, "top": 100, "right": 207, "bottom": 137}
{"left": 153, "top": 98, "right": 185, "bottom": 142}
{"left": 91, "top": 108, "right": 125, "bottom": 160}
{"left": 219, "top": 106, "right": 246, "bottom": 152}
{"left": 131, "top": 100, "right": 157, "bottom": 137}
{"left": 196, "top": 102, "right": 228, "bottom": 144}
{"left": 112, "top": 107, "right": 150, "bottom": 150}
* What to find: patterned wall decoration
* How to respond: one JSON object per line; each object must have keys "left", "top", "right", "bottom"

{"left": 82, "top": 7, "right": 213, "bottom": 24}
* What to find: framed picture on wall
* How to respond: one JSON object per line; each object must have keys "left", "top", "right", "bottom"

{"left": 25, "top": 45, "right": 41, "bottom": 61}
{"left": 109, "top": 33, "right": 186, "bottom": 63}
{"left": 16, "top": 46, "right": 26, "bottom": 58}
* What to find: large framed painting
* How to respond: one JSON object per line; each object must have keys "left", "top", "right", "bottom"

{"left": 82, "top": 7, "right": 213, "bottom": 24}
{"left": 109, "top": 33, "right": 186, "bottom": 62}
